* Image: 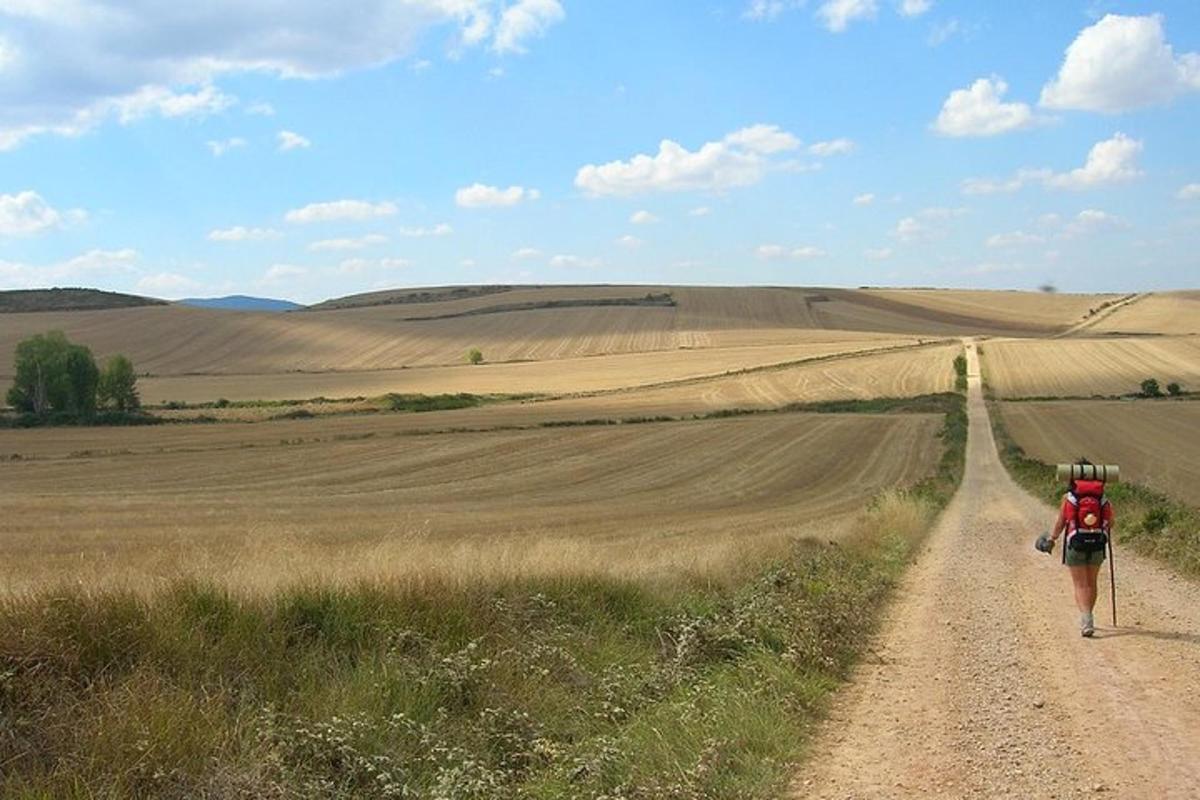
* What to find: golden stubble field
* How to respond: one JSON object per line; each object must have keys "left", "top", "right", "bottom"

{"left": 998, "top": 400, "right": 1200, "bottom": 506}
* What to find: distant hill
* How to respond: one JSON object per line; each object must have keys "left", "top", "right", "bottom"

{"left": 178, "top": 295, "right": 303, "bottom": 312}
{"left": 0, "top": 288, "right": 166, "bottom": 313}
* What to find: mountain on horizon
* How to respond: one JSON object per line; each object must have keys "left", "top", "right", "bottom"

{"left": 177, "top": 295, "right": 303, "bottom": 312}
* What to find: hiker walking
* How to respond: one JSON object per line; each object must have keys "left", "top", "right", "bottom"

{"left": 1037, "top": 462, "right": 1114, "bottom": 637}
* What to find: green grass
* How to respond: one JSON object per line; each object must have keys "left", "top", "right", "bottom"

{"left": 988, "top": 401, "right": 1200, "bottom": 579}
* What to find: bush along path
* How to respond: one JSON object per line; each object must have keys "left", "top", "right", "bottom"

{"left": 793, "top": 340, "right": 1200, "bottom": 799}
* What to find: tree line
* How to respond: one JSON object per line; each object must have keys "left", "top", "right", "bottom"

{"left": 6, "top": 331, "right": 140, "bottom": 419}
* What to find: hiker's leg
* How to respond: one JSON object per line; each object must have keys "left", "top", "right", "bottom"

{"left": 1068, "top": 565, "right": 1092, "bottom": 612}
{"left": 1086, "top": 563, "right": 1103, "bottom": 613}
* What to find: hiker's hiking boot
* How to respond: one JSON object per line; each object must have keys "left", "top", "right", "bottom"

{"left": 1081, "top": 613, "right": 1095, "bottom": 638}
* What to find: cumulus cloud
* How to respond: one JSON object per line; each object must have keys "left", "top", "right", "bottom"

{"left": 511, "top": 246, "right": 542, "bottom": 260}
{"left": 1178, "top": 183, "right": 1200, "bottom": 200}
{"left": 743, "top": 0, "right": 799, "bottom": 20}
{"left": 894, "top": 207, "right": 965, "bottom": 243}
{"left": 817, "top": 0, "right": 879, "bottom": 32}
{"left": 853, "top": 192, "right": 876, "bottom": 205}
{"left": 1061, "top": 209, "right": 1127, "bottom": 238}
{"left": 493, "top": 0, "right": 565, "bottom": 54}
{"left": 207, "top": 137, "right": 247, "bottom": 156}
{"left": 689, "top": 206, "right": 712, "bottom": 216}
{"left": 1040, "top": 14, "right": 1200, "bottom": 113}
{"left": 616, "top": 235, "right": 643, "bottom": 249}
{"left": 455, "top": 183, "right": 540, "bottom": 208}
{"left": 808, "top": 138, "right": 856, "bottom": 156}
{"left": 0, "top": 248, "right": 138, "bottom": 289}
{"left": 207, "top": 226, "right": 282, "bottom": 241}
{"left": 962, "top": 133, "right": 1143, "bottom": 194}
{"left": 898, "top": 0, "right": 932, "bottom": 17}
{"left": 933, "top": 77, "right": 1038, "bottom": 137}
{"left": 285, "top": 199, "right": 398, "bottom": 223}
{"left": 308, "top": 234, "right": 388, "bottom": 251}
{"left": 1044, "top": 132, "right": 1143, "bottom": 190}
{"left": 0, "top": 1, "right": 564, "bottom": 149}
{"left": 277, "top": 130, "right": 311, "bottom": 151}
{"left": 337, "top": 257, "right": 410, "bottom": 274}
{"left": 0, "top": 190, "right": 68, "bottom": 236}
{"left": 574, "top": 124, "right": 801, "bottom": 197}
{"left": 630, "top": 210, "right": 659, "bottom": 224}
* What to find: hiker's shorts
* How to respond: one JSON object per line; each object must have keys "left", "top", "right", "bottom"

{"left": 1065, "top": 547, "right": 1106, "bottom": 567}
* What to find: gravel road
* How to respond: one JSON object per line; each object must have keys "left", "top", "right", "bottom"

{"left": 793, "top": 340, "right": 1200, "bottom": 799}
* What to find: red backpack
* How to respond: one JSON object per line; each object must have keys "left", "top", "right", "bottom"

{"left": 1068, "top": 479, "right": 1108, "bottom": 553}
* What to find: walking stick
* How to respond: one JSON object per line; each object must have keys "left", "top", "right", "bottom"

{"left": 1108, "top": 536, "right": 1117, "bottom": 627}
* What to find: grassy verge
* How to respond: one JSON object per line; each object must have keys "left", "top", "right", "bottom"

{"left": 988, "top": 401, "right": 1200, "bottom": 578}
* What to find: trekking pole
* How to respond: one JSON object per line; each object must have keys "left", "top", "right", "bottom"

{"left": 1108, "top": 536, "right": 1117, "bottom": 627}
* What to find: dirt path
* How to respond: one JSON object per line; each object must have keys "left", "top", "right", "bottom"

{"left": 1054, "top": 292, "right": 1144, "bottom": 337}
{"left": 793, "top": 340, "right": 1200, "bottom": 799}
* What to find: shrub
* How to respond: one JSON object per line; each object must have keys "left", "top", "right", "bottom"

{"left": 467, "top": 348, "right": 484, "bottom": 365}
{"left": 953, "top": 354, "right": 968, "bottom": 393}
{"left": 1139, "top": 378, "right": 1163, "bottom": 398}
{"left": 97, "top": 354, "right": 140, "bottom": 412}
{"left": 1167, "top": 382, "right": 1183, "bottom": 397}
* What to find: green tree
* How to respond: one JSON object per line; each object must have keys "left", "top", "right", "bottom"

{"left": 1140, "top": 378, "right": 1163, "bottom": 398}
{"left": 97, "top": 354, "right": 140, "bottom": 411}
{"left": 1167, "top": 382, "right": 1183, "bottom": 397}
{"left": 467, "top": 348, "right": 484, "bottom": 365}
{"left": 6, "top": 331, "right": 99, "bottom": 416}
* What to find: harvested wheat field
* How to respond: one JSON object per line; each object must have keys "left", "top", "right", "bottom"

{"left": 1086, "top": 291, "right": 1200, "bottom": 335}
{"left": 0, "top": 412, "right": 942, "bottom": 593}
{"left": 982, "top": 336, "right": 1200, "bottom": 398}
{"left": 132, "top": 334, "right": 924, "bottom": 405}
{"left": 998, "top": 399, "right": 1200, "bottom": 506}
{"left": 0, "top": 286, "right": 1104, "bottom": 389}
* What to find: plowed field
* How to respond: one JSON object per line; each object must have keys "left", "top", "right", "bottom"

{"left": 997, "top": 400, "right": 1200, "bottom": 506}
{"left": 982, "top": 337, "right": 1200, "bottom": 398}
{"left": 1087, "top": 291, "right": 1200, "bottom": 335}
{"left": 0, "top": 413, "right": 943, "bottom": 592}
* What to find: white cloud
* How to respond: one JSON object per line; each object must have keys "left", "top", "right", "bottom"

{"left": 574, "top": 124, "right": 800, "bottom": 197}
{"left": 0, "top": 2, "right": 564, "bottom": 150}
{"left": 550, "top": 254, "right": 601, "bottom": 268}
{"left": 493, "top": 0, "right": 565, "bottom": 54}
{"left": 817, "top": 0, "right": 879, "bottom": 32}
{"left": 455, "top": 183, "right": 540, "bottom": 208}
{"left": 1, "top": 248, "right": 139, "bottom": 289}
{"left": 136, "top": 272, "right": 200, "bottom": 295}
{"left": 898, "top": 0, "right": 932, "bottom": 17}
{"left": 962, "top": 133, "right": 1143, "bottom": 194}
{"left": 986, "top": 231, "right": 1045, "bottom": 248}
{"left": 207, "top": 137, "right": 247, "bottom": 156}
{"left": 285, "top": 199, "right": 398, "bottom": 223}
{"left": 1044, "top": 132, "right": 1142, "bottom": 190}
{"left": 208, "top": 226, "right": 282, "bottom": 241}
{"left": 853, "top": 192, "right": 876, "bottom": 205}
{"left": 1040, "top": 14, "right": 1200, "bottom": 113}
{"left": 511, "top": 246, "right": 542, "bottom": 260}
{"left": 756, "top": 244, "right": 825, "bottom": 260}
{"left": 689, "top": 206, "right": 712, "bottom": 216}
{"left": 743, "top": 1, "right": 798, "bottom": 20}
{"left": 724, "top": 123, "right": 801, "bottom": 154}
{"left": 277, "top": 130, "right": 311, "bottom": 151}
{"left": 398, "top": 223, "right": 453, "bottom": 237}
{"left": 927, "top": 18, "right": 961, "bottom": 46}
{"left": 894, "top": 206, "right": 965, "bottom": 242}
{"left": 630, "top": 210, "right": 659, "bottom": 225}
{"left": 933, "top": 77, "right": 1037, "bottom": 137}
{"left": 308, "top": 234, "right": 388, "bottom": 251}
{"left": 337, "top": 257, "right": 410, "bottom": 274}
{"left": 0, "top": 190, "right": 66, "bottom": 236}
{"left": 808, "top": 138, "right": 856, "bottom": 156}
{"left": 245, "top": 101, "right": 275, "bottom": 116}
{"left": 1062, "top": 209, "right": 1126, "bottom": 238}
{"left": 1178, "top": 183, "right": 1200, "bottom": 200}
{"left": 616, "top": 235, "right": 643, "bottom": 249}
{"left": 260, "top": 264, "right": 307, "bottom": 284}
{"left": 864, "top": 247, "right": 893, "bottom": 260}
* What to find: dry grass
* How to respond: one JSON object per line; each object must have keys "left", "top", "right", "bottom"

{"left": 997, "top": 400, "right": 1200, "bottom": 506}
{"left": 1088, "top": 291, "right": 1200, "bottom": 335}
{"left": 982, "top": 336, "right": 1200, "bottom": 398}
{"left": 863, "top": 288, "right": 1107, "bottom": 331}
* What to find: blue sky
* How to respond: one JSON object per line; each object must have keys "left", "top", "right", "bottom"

{"left": 1, "top": 0, "right": 1198, "bottom": 303}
